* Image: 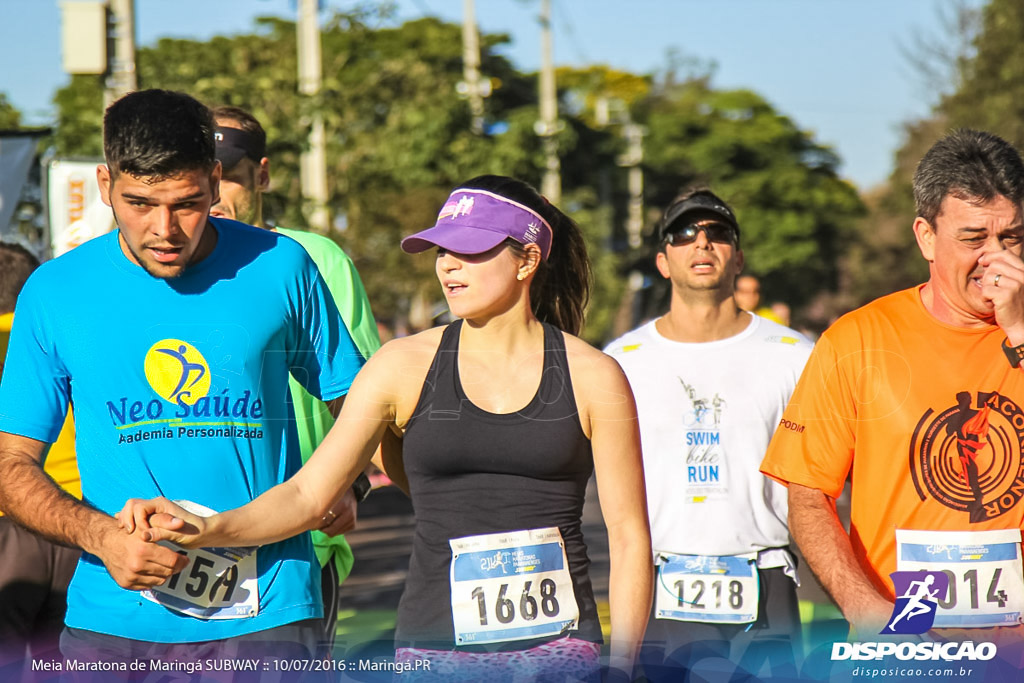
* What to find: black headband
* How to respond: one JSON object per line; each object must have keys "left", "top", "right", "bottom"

{"left": 214, "top": 127, "right": 265, "bottom": 169}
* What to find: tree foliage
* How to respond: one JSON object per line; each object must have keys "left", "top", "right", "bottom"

{"left": 0, "top": 92, "right": 22, "bottom": 129}
{"left": 51, "top": 9, "right": 861, "bottom": 341}
{"left": 942, "top": 0, "right": 1024, "bottom": 144}
{"left": 846, "top": 0, "right": 1024, "bottom": 314}
{"left": 634, "top": 78, "right": 863, "bottom": 317}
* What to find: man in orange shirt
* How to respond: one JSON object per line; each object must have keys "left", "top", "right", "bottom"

{"left": 762, "top": 129, "right": 1024, "bottom": 639}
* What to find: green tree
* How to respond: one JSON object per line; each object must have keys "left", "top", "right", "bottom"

{"left": 51, "top": 11, "right": 548, "bottom": 329}
{"left": 840, "top": 116, "right": 946, "bottom": 309}
{"left": 52, "top": 10, "right": 641, "bottom": 339}
{"left": 49, "top": 12, "right": 862, "bottom": 340}
{"left": 0, "top": 92, "right": 21, "bottom": 129}
{"left": 843, "top": 0, "right": 1024, "bottom": 312}
{"left": 543, "top": 67, "right": 654, "bottom": 341}
{"left": 635, "top": 77, "right": 864, "bottom": 318}
{"left": 942, "top": 0, "right": 1024, "bottom": 145}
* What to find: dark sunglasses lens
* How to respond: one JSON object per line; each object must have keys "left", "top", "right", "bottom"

{"left": 704, "top": 224, "right": 735, "bottom": 243}
{"left": 667, "top": 223, "right": 735, "bottom": 246}
{"left": 667, "top": 227, "right": 698, "bottom": 246}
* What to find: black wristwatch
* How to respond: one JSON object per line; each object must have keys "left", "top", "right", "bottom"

{"left": 351, "top": 472, "right": 372, "bottom": 503}
{"left": 1003, "top": 338, "right": 1024, "bottom": 368}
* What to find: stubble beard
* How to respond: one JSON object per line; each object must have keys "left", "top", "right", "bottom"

{"left": 112, "top": 206, "right": 186, "bottom": 280}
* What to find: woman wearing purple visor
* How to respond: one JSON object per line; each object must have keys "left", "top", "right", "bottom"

{"left": 119, "top": 176, "right": 652, "bottom": 681}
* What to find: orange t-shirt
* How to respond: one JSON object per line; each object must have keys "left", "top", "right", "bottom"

{"left": 761, "top": 286, "right": 1024, "bottom": 599}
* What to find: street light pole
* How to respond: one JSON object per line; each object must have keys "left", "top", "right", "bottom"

{"left": 598, "top": 97, "right": 647, "bottom": 249}
{"left": 621, "top": 123, "right": 646, "bottom": 248}
{"left": 461, "top": 0, "right": 486, "bottom": 135}
{"left": 104, "top": 0, "right": 137, "bottom": 107}
{"left": 297, "top": 0, "right": 330, "bottom": 233}
{"left": 537, "top": 0, "right": 561, "bottom": 204}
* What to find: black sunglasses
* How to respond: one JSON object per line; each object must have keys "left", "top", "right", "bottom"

{"left": 664, "top": 222, "right": 738, "bottom": 247}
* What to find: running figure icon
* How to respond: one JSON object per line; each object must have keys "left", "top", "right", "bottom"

{"left": 887, "top": 574, "right": 939, "bottom": 630}
{"left": 157, "top": 344, "right": 207, "bottom": 403}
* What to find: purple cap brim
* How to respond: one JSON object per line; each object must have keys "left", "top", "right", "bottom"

{"left": 401, "top": 223, "right": 510, "bottom": 255}
{"left": 402, "top": 187, "right": 554, "bottom": 259}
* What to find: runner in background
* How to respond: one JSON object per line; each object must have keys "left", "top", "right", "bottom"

{"left": 0, "top": 243, "right": 81, "bottom": 679}
{"left": 210, "top": 104, "right": 381, "bottom": 651}
{"left": 734, "top": 274, "right": 785, "bottom": 325}
{"left": 605, "top": 188, "right": 811, "bottom": 680}
{"left": 762, "top": 129, "right": 1024, "bottom": 648}
{"left": 121, "top": 175, "right": 653, "bottom": 681}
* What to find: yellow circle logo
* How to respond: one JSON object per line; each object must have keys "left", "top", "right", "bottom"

{"left": 144, "top": 339, "right": 211, "bottom": 405}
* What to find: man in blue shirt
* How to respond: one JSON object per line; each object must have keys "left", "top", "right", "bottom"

{"left": 0, "top": 89, "right": 364, "bottom": 668}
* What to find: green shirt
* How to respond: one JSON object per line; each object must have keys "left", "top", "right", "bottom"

{"left": 277, "top": 227, "right": 381, "bottom": 579}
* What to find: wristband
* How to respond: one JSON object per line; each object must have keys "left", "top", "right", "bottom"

{"left": 351, "top": 472, "right": 372, "bottom": 503}
{"left": 1003, "top": 338, "right": 1024, "bottom": 368}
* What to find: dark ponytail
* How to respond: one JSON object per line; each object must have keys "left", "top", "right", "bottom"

{"left": 458, "top": 175, "right": 592, "bottom": 335}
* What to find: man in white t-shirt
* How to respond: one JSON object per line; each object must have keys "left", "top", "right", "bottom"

{"left": 605, "top": 187, "right": 812, "bottom": 680}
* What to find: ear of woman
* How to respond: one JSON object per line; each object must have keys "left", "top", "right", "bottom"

{"left": 516, "top": 243, "right": 542, "bottom": 281}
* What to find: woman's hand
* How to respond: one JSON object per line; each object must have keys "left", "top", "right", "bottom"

{"left": 116, "top": 497, "right": 206, "bottom": 548}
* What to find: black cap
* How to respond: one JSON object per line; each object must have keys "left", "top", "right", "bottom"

{"left": 660, "top": 190, "right": 739, "bottom": 240}
{"left": 214, "top": 127, "right": 265, "bottom": 170}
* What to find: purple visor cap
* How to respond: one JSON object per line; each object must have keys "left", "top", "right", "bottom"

{"left": 401, "top": 189, "right": 553, "bottom": 260}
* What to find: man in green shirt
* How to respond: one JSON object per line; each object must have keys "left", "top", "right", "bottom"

{"left": 210, "top": 105, "right": 381, "bottom": 651}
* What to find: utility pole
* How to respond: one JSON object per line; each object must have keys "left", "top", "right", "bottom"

{"left": 460, "top": 0, "right": 486, "bottom": 135}
{"left": 536, "top": 0, "right": 561, "bottom": 203}
{"left": 297, "top": 0, "right": 330, "bottom": 233}
{"left": 597, "top": 97, "right": 647, "bottom": 249}
{"left": 104, "top": 0, "right": 137, "bottom": 107}
{"left": 620, "top": 122, "right": 646, "bottom": 248}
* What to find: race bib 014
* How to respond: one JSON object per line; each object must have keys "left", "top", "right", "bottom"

{"left": 896, "top": 528, "right": 1024, "bottom": 628}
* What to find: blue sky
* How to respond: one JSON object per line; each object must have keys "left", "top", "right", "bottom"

{"left": 0, "top": 0, "right": 985, "bottom": 189}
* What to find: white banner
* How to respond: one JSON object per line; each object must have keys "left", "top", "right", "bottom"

{"left": 47, "top": 158, "right": 112, "bottom": 257}
{"left": 0, "top": 135, "right": 38, "bottom": 240}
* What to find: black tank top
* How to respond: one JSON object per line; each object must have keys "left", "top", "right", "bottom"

{"left": 395, "top": 320, "right": 601, "bottom": 650}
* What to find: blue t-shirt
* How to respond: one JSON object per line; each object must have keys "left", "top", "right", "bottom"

{"left": 0, "top": 218, "right": 365, "bottom": 642}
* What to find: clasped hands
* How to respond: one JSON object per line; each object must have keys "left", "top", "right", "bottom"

{"left": 105, "top": 489, "right": 358, "bottom": 590}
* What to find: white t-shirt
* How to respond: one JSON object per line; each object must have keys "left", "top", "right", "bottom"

{"left": 605, "top": 314, "right": 812, "bottom": 559}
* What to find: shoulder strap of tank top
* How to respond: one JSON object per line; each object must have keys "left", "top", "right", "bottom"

{"left": 438, "top": 319, "right": 463, "bottom": 353}
{"left": 407, "top": 320, "right": 463, "bottom": 426}
{"left": 537, "top": 321, "right": 576, "bottom": 408}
